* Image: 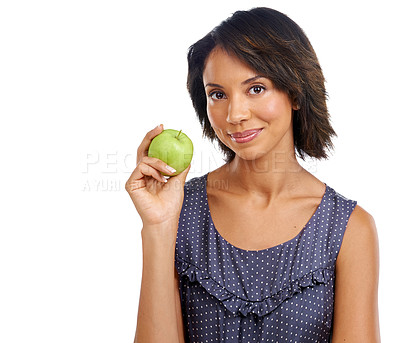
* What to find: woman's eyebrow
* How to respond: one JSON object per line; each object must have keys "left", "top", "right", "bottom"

{"left": 204, "top": 82, "right": 224, "bottom": 88}
{"left": 204, "top": 75, "right": 266, "bottom": 89}
{"left": 241, "top": 75, "right": 266, "bottom": 85}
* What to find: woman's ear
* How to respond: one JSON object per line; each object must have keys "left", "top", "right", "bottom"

{"left": 291, "top": 97, "right": 300, "bottom": 110}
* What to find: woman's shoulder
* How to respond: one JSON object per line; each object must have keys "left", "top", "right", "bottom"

{"left": 346, "top": 202, "right": 375, "bottom": 222}
{"left": 337, "top": 203, "right": 378, "bottom": 265}
{"left": 345, "top": 204, "right": 377, "bottom": 241}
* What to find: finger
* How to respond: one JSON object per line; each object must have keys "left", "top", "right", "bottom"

{"left": 125, "top": 156, "right": 175, "bottom": 194}
{"left": 140, "top": 156, "right": 177, "bottom": 176}
{"left": 125, "top": 177, "right": 146, "bottom": 193}
{"left": 126, "top": 162, "right": 167, "bottom": 193}
{"left": 137, "top": 162, "right": 167, "bottom": 183}
{"left": 136, "top": 124, "right": 164, "bottom": 164}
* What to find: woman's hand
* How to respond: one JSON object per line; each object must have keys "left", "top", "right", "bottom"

{"left": 125, "top": 124, "right": 190, "bottom": 235}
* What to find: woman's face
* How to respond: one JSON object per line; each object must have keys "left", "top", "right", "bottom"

{"left": 203, "top": 47, "right": 297, "bottom": 162}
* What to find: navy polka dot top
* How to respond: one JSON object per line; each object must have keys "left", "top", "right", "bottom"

{"left": 175, "top": 173, "right": 357, "bottom": 342}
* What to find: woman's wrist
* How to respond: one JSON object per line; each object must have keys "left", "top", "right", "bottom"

{"left": 141, "top": 219, "right": 179, "bottom": 248}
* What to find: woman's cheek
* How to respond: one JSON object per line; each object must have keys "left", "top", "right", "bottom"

{"left": 253, "top": 102, "right": 278, "bottom": 122}
{"left": 207, "top": 108, "right": 230, "bottom": 145}
{"left": 255, "top": 92, "right": 293, "bottom": 122}
{"left": 207, "top": 107, "right": 225, "bottom": 130}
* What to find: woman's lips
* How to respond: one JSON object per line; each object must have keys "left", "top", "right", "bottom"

{"left": 228, "top": 129, "right": 263, "bottom": 143}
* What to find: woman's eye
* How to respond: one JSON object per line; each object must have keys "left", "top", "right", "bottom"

{"left": 209, "top": 91, "right": 226, "bottom": 100}
{"left": 249, "top": 85, "right": 265, "bottom": 95}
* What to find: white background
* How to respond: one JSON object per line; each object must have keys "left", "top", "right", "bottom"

{"left": 1, "top": 0, "right": 398, "bottom": 342}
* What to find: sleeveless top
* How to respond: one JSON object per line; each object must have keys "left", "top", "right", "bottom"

{"left": 175, "top": 174, "right": 357, "bottom": 343}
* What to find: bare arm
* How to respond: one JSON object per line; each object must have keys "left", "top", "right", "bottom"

{"left": 175, "top": 268, "right": 186, "bottom": 343}
{"left": 126, "top": 125, "right": 189, "bottom": 343}
{"left": 331, "top": 205, "right": 380, "bottom": 342}
{"left": 134, "top": 224, "right": 185, "bottom": 343}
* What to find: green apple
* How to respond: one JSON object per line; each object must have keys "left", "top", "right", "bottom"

{"left": 148, "top": 129, "right": 193, "bottom": 176}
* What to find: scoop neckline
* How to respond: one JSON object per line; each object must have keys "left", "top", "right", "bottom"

{"left": 203, "top": 173, "right": 328, "bottom": 253}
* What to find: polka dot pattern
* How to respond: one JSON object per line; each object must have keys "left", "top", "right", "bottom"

{"left": 175, "top": 174, "right": 357, "bottom": 342}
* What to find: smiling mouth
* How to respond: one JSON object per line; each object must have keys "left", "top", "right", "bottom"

{"left": 228, "top": 129, "right": 263, "bottom": 143}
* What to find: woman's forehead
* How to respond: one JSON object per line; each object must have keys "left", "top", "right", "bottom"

{"left": 203, "top": 47, "right": 259, "bottom": 84}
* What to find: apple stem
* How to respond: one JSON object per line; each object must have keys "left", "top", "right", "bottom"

{"left": 176, "top": 130, "right": 182, "bottom": 139}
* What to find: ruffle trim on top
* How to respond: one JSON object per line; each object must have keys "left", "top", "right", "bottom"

{"left": 175, "top": 255, "right": 334, "bottom": 317}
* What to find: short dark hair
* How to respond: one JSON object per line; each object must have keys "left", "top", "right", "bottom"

{"left": 187, "top": 7, "right": 336, "bottom": 162}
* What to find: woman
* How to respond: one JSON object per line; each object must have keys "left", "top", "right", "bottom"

{"left": 126, "top": 7, "right": 380, "bottom": 343}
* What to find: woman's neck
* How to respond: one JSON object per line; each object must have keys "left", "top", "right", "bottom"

{"left": 220, "top": 150, "right": 308, "bottom": 200}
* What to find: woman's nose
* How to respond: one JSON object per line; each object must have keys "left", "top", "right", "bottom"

{"left": 226, "top": 97, "right": 251, "bottom": 124}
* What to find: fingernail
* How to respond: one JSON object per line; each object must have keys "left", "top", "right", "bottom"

{"left": 165, "top": 165, "right": 176, "bottom": 174}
